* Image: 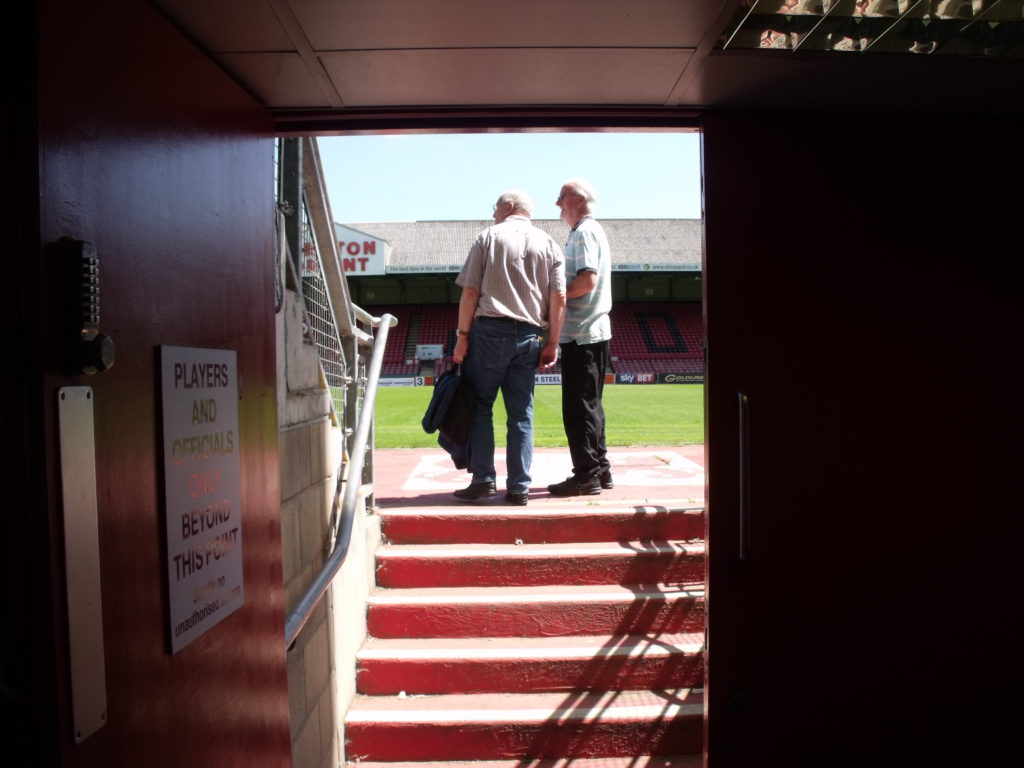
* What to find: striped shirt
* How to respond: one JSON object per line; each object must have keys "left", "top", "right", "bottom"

{"left": 456, "top": 215, "right": 565, "bottom": 328}
{"left": 561, "top": 216, "right": 612, "bottom": 344}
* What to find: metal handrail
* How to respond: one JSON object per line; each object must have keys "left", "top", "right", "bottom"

{"left": 284, "top": 310, "right": 395, "bottom": 648}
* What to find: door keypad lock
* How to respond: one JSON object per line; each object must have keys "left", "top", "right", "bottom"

{"left": 60, "top": 238, "right": 115, "bottom": 375}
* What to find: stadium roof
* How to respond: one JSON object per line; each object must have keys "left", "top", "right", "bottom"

{"left": 341, "top": 219, "right": 702, "bottom": 274}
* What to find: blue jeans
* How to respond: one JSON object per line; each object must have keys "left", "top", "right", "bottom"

{"left": 463, "top": 317, "right": 542, "bottom": 493}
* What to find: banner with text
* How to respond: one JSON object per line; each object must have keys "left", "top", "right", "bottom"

{"left": 659, "top": 373, "right": 704, "bottom": 384}
{"left": 160, "top": 346, "right": 244, "bottom": 653}
{"left": 334, "top": 223, "right": 389, "bottom": 275}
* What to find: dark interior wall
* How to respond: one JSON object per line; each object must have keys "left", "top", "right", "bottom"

{"left": 28, "top": 1, "right": 288, "bottom": 766}
{"left": 4, "top": 0, "right": 46, "bottom": 760}
{"left": 701, "top": 112, "right": 1021, "bottom": 766}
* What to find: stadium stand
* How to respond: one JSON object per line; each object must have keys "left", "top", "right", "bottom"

{"left": 374, "top": 306, "right": 411, "bottom": 358}
{"left": 380, "top": 360, "right": 421, "bottom": 376}
{"left": 376, "top": 301, "right": 704, "bottom": 378}
{"left": 608, "top": 302, "right": 702, "bottom": 374}
{"left": 348, "top": 218, "right": 704, "bottom": 379}
{"left": 417, "top": 305, "right": 459, "bottom": 355}
{"left": 373, "top": 306, "right": 420, "bottom": 376}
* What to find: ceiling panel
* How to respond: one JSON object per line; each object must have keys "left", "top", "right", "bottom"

{"left": 320, "top": 49, "right": 693, "bottom": 107}
{"left": 150, "top": 0, "right": 1024, "bottom": 117}
{"left": 289, "top": 0, "right": 720, "bottom": 50}
{"left": 151, "top": 0, "right": 294, "bottom": 51}
{"left": 219, "top": 53, "right": 337, "bottom": 108}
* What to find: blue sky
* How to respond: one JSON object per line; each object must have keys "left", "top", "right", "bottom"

{"left": 316, "top": 132, "right": 701, "bottom": 223}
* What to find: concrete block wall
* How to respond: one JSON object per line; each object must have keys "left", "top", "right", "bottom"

{"left": 278, "top": 287, "right": 380, "bottom": 768}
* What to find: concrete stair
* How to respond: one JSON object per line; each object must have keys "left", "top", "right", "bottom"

{"left": 345, "top": 503, "right": 705, "bottom": 764}
{"left": 356, "top": 633, "right": 704, "bottom": 695}
{"left": 352, "top": 758, "right": 702, "bottom": 768}
{"left": 346, "top": 689, "right": 703, "bottom": 762}
{"left": 375, "top": 541, "right": 705, "bottom": 588}
{"left": 376, "top": 506, "right": 705, "bottom": 544}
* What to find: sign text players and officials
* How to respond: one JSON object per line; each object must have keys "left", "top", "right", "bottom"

{"left": 160, "top": 346, "right": 244, "bottom": 653}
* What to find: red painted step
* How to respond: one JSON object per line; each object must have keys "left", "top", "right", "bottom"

{"left": 345, "top": 688, "right": 703, "bottom": 762}
{"left": 375, "top": 540, "right": 705, "bottom": 588}
{"left": 366, "top": 583, "right": 705, "bottom": 639}
{"left": 350, "top": 492, "right": 707, "bottom": 765}
{"left": 349, "top": 757, "right": 702, "bottom": 768}
{"left": 379, "top": 506, "right": 705, "bottom": 545}
{"left": 356, "top": 632, "right": 704, "bottom": 695}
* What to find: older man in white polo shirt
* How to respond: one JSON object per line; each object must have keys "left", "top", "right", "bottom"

{"left": 548, "top": 178, "right": 613, "bottom": 497}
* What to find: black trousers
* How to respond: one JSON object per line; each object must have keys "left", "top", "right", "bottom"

{"left": 559, "top": 339, "right": 610, "bottom": 480}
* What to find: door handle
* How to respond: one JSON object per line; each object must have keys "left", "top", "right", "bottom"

{"left": 59, "top": 238, "right": 115, "bottom": 376}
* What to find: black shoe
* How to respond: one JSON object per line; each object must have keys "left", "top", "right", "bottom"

{"left": 547, "top": 475, "right": 602, "bottom": 497}
{"left": 453, "top": 481, "right": 496, "bottom": 501}
{"left": 505, "top": 491, "right": 528, "bottom": 506}
{"left": 599, "top": 470, "right": 614, "bottom": 490}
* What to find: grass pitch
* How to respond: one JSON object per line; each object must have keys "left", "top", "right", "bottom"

{"left": 372, "top": 383, "right": 704, "bottom": 449}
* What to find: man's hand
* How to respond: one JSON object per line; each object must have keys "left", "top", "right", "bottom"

{"left": 454, "top": 286, "right": 479, "bottom": 365}
{"left": 453, "top": 335, "right": 469, "bottom": 363}
{"left": 539, "top": 341, "right": 559, "bottom": 369}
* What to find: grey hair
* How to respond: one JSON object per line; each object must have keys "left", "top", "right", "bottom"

{"left": 500, "top": 189, "right": 534, "bottom": 216}
{"left": 562, "top": 178, "right": 597, "bottom": 205}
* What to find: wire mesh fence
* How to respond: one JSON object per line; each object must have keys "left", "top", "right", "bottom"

{"left": 299, "top": 196, "right": 348, "bottom": 419}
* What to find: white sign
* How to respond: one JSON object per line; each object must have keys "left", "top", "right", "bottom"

{"left": 416, "top": 344, "right": 444, "bottom": 360}
{"left": 535, "top": 374, "right": 562, "bottom": 385}
{"left": 160, "top": 346, "right": 244, "bottom": 653}
{"left": 378, "top": 376, "right": 424, "bottom": 387}
{"left": 334, "top": 223, "right": 389, "bottom": 275}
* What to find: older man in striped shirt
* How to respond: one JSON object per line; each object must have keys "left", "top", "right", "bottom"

{"left": 547, "top": 178, "right": 614, "bottom": 497}
{"left": 452, "top": 189, "right": 566, "bottom": 506}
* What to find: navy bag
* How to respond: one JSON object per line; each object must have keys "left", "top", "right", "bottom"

{"left": 422, "top": 363, "right": 472, "bottom": 446}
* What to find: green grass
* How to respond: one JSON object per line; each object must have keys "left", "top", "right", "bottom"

{"left": 371, "top": 383, "right": 704, "bottom": 449}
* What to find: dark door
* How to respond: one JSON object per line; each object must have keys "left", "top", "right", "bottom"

{"left": 701, "top": 113, "right": 1021, "bottom": 767}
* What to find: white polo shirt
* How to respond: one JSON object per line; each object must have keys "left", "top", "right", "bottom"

{"left": 560, "top": 216, "right": 612, "bottom": 344}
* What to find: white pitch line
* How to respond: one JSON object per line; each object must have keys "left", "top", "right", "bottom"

{"left": 402, "top": 452, "right": 704, "bottom": 491}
